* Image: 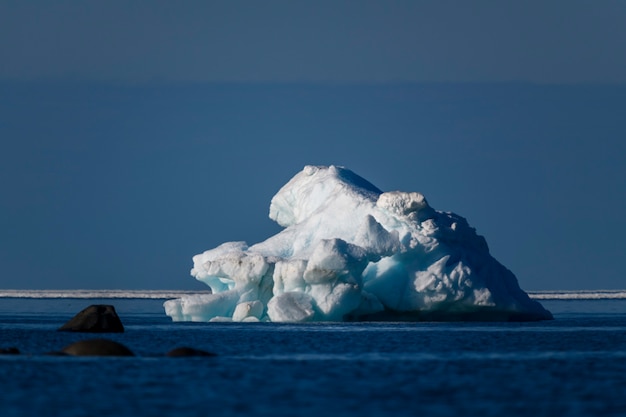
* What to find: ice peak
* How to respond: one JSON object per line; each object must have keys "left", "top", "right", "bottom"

{"left": 269, "top": 165, "right": 381, "bottom": 228}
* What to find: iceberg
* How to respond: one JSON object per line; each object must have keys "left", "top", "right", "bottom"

{"left": 165, "top": 165, "right": 552, "bottom": 322}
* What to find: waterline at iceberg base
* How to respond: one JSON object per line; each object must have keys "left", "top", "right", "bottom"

{"left": 165, "top": 165, "right": 552, "bottom": 322}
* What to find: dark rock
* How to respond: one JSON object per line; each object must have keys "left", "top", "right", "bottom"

{"left": 166, "top": 347, "right": 217, "bottom": 357}
{"left": 45, "top": 351, "right": 70, "bottom": 356}
{"left": 58, "top": 304, "right": 125, "bottom": 333}
{"left": 0, "top": 347, "right": 20, "bottom": 355}
{"left": 61, "top": 338, "right": 134, "bottom": 357}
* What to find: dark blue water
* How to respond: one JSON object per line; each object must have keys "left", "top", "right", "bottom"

{"left": 1, "top": 298, "right": 626, "bottom": 417}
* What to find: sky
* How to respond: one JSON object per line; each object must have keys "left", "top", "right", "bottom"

{"left": 0, "top": 1, "right": 625, "bottom": 291}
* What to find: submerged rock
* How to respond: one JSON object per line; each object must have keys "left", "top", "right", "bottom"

{"left": 61, "top": 339, "right": 134, "bottom": 357}
{"left": 58, "top": 304, "right": 125, "bottom": 333}
{"left": 166, "top": 347, "right": 217, "bottom": 357}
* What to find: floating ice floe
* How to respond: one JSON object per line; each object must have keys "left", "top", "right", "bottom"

{"left": 165, "top": 165, "right": 552, "bottom": 322}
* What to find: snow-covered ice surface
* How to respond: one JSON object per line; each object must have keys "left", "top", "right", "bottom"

{"left": 1, "top": 290, "right": 624, "bottom": 301}
{"left": 165, "top": 165, "right": 552, "bottom": 322}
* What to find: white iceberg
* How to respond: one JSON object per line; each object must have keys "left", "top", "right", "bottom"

{"left": 165, "top": 165, "right": 552, "bottom": 322}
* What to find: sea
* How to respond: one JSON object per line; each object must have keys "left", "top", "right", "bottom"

{"left": 1, "top": 290, "right": 626, "bottom": 417}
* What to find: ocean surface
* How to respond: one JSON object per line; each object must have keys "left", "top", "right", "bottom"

{"left": 1, "top": 292, "right": 626, "bottom": 417}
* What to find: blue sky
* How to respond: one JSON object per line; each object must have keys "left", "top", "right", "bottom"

{"left": 2, "top": 1, "right": 626, "bottom": 84}
{"left": 1, "top": 1, "right": 625, "bottom": 290}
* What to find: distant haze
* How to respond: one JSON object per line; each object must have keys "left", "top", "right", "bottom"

{"left": 1, "top": 1, "right": 625, "bottom": 84}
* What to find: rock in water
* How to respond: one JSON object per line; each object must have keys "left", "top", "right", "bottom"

{"left": 58, "top": 304, "right": 125, "bottom": 333}
{"left": 165, "top": 165, "right": 553, "bottom": 322}
{"left": 166, "top": 347, "right": 217, "bottom": 357}
{"left": 0, "top": 347, "right": 20, "bottom": 355}
{"left": 61, "top": 339, "right": 134, "bottom": 357}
